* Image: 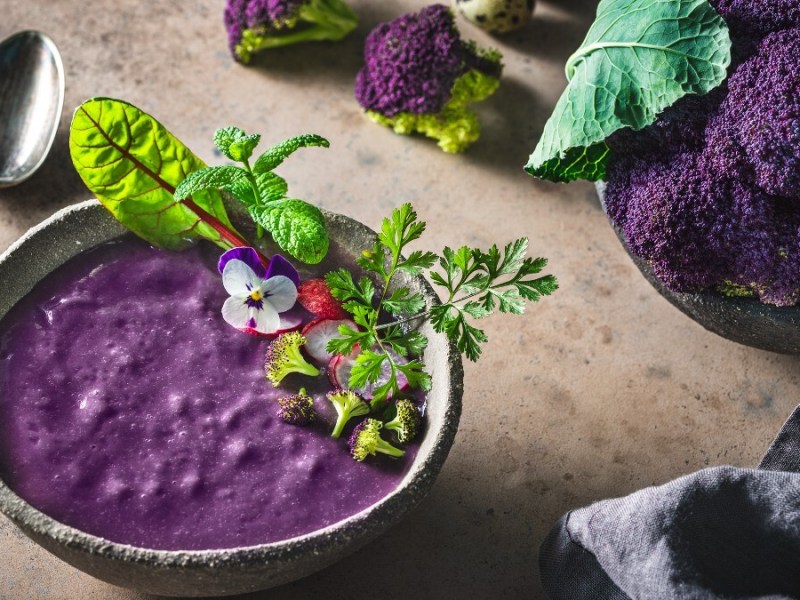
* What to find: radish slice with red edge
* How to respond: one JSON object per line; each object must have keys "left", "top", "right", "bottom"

{"left": 302, "top": 318, "right": 357, "bottom": 365}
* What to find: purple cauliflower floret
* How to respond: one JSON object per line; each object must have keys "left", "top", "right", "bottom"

{"left": 356, "top": 5, "right": 468, "bottom": 116}
{"left": 224, "top": 0, "right": 357, "bottom": 64}
{"left": 605, "top": 6, "right": 800, "bottom": 306}
{"left": 709, "top": 0, "right": 800, "bottom": 55}
{"left": 354, "top": 4, "right": 503, "bottom": 153}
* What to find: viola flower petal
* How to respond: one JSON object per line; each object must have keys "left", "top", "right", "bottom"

{"left": 218, "top": 247, "right": 267, "bottom": 278}
{"left": 222, "top": 259, "right": 259, "bottom": 296}
{"left": 222, "top": 296, "right": 252, "bottom": 329}
{"left": 250, "top": 303, "right": 281, "bottom": 334}
{"left": 264, "top": 254, "right": 300, "bottom": 287}
{"left": 262, "top": 275, "right": 298, "bottom": 313}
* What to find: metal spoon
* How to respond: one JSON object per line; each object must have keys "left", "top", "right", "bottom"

{"left": 0, "top": 31, "right": 64, "bottom": 188}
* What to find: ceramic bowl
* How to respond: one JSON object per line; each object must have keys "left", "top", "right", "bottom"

{"left": 597, "top": 182, "right": 800, "bottom": 354}
{"left": 0, "top": 200, "right": 464, "bottom": 597}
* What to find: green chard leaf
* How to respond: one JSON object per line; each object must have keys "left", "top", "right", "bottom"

{"left": 526, "top": 0, "right": 731, "bottom": 182}
{"left": 69, "top": 98, "right": 244, "bottom": 251}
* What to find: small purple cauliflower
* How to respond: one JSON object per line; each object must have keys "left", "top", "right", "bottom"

{"left": 224, "top": 0, "right": 357, "bottom": 64}
{"left": 277, "top": 388, "right": 316, "bottom": 425}
{"left": 604, "top": 2, "right": 800, "bottom": 306}
{"left": 354, "top": 4, "right": 503, "bottom": 153}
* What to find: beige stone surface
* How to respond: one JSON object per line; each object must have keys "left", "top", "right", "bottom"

{"left": 0, "top": 1, "right": 798, "bottom": 598}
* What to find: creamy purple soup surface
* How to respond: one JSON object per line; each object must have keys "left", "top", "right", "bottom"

{"left": 0, "top": 237, "right": 416, "bottom": 551}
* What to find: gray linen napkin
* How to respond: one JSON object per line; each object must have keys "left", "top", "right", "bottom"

{"left": 540, "top": 405, "right": 800, "bottom": 599}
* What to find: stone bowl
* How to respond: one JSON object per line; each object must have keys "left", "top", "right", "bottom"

{"left": 0, "top": 200, "right": 464, "bottom": 597}
{"left": 597, "top": 182, "right": 800, "bottom": 354}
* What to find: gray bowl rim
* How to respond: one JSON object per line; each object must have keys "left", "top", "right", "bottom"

{"left": 0, "top": 199, "right": 464, "bottom": 570}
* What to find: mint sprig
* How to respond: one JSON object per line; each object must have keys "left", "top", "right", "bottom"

{"left": 175, "top": 128, "right": 330, "bottom": 264}
{"left": 325, "top": 203, "right": 557, "bottom": 406}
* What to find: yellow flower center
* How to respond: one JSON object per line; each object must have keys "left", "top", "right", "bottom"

{"left": 249, "top": 289, "right": 263, "bottom": 302}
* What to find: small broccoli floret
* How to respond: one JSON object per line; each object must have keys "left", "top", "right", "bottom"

{"left": 383, "top": 399, "right": 421, "bottom": 444}
{"left": 265, "top": 331, "right": 320, "bottom": 386}
{"left": 355, "top": 4, "right": 503, "bottom": 153}
{"left": 277, "top": 387, "right": 316, "bottom": 425}
{"left": 224, "top": 0, "right": 358, "bottom": 64}
{"left": 348, "top": 418, "right": 405, "bottom": 462}
{"left": 326, "top": 389, "right": 370, "bottom": 438}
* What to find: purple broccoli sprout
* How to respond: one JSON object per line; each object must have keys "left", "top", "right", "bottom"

{"left": 353, "top": 4, "right": 503, "bottom": 153}
{"left": 604, "top": 6, "right": 800, "bottom": 306}
{"left": 355, "top": 4, "right": 467, "bottom": 116}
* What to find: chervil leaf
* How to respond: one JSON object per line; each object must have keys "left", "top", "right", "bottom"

{"left": 252, "top": 134, "right": 329, "bottom": 173}
{"left": 356, "top": 243, "right": 388, "bottom": 278}
{"left": 397, "top": 250, "right": 438, "bottom": 275}
{"left": 349, "top": 350, "right": 386, "bottom": 390}
{"left": 383, "top": 287, "right": 425, "bottom": 315}
{"left": 379, "top": 203, "right": 426, "bottom": 258}
{"left": 253, "top": 198, "right": 328, "bottom": 264}
{"left": 326, "top": 324, "right": 368, "bottom": 356}
{"left": 325, "top": 269, "right": 376, "bottom": 307}
{"left": 515, "top": 273, "right": 559, "bottom": 301}
{"left": 526, "top": 0, "right": 731, "bottom": 182}
{"left": 463, "top": 301, "right": 492, "bottom": 319}
{"left": 397, "top": 360, "right": 431, "bottom": 391}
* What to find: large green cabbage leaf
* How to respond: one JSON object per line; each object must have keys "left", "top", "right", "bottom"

{"left": 526, "top": 0, "right": 731, "bottom": 183}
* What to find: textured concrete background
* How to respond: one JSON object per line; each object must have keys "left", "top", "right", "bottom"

{"left": 1, "top": 1, "right": 799, "bottom": 598}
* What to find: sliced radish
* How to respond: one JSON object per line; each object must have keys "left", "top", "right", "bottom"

{"left": 328, "top": 348, "right": 409, "bottom": 400}
{"left": 302, "top": 318, "right": 357, "bottom": 365}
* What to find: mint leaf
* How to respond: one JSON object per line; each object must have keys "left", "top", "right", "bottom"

{"left": 526, "top": 0, "right": 731, "bottom": 182}
{"left": 174, "top": 166, "right": 247, "bottom": 200}
{"left": 69, "top": 98, "right": 245, "bottom": 251}
{"left": 255, "top": 199, "right": 329, "bottom": 264}
{"left": 253, "top": 134, "right": 329, "bottom": 173}
{"left": 227, "top": 172, "right": 288, "bottom": 208}
{"left": 214, "top": 127, "right": 260, "bottom": 162}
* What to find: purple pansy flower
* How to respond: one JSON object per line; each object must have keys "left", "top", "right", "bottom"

{"left": 218, "top": 247, "right": 301, "bottom": 335}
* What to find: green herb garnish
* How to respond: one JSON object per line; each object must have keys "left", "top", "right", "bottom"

{"left": 525, "top": 0, "right": 731, "bottom": 183}
{"left": 326, "top": 203, "right": 558, "bottom": 407}
{"left": 175, "top": 127, "right": 330, "bottom": 264}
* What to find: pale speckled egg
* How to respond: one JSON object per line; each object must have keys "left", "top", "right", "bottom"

{"left": 454, "top": 0, "right": 535, "bottom": 34}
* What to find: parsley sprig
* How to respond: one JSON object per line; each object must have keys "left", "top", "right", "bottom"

{"left": 325, "top": 204, "right": 557, "bottom": 407}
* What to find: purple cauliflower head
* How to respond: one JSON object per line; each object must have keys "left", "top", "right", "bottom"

{"left": 605, "top": 6, "right": 800, "bottom": 306}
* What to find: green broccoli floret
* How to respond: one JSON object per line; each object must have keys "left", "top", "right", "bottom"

{"left": 326, "top": 389, "right": 369, "bottom": 438}
{"left": 383, "top": 399, "right": 421, "bottom": 444}
{"left": 348, "top": 418, "right": 405, "bottom": 462}
{"left": 265, "top": 331, "right": 320, "bottom": 386}
{"left": 277, "top": 387, "right": 316, "bottom": 425}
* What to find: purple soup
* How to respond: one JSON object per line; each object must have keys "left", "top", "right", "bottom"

{"left": 0, "top": 237, "right": 414, "bottom": 550}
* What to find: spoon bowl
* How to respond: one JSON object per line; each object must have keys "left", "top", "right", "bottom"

{"left": 0, "top": 31, "right": 64, "bottom": 188}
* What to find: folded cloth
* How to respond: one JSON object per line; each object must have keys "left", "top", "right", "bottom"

{"left": 540, "top": 405, "right": 800, "bottom": 600}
